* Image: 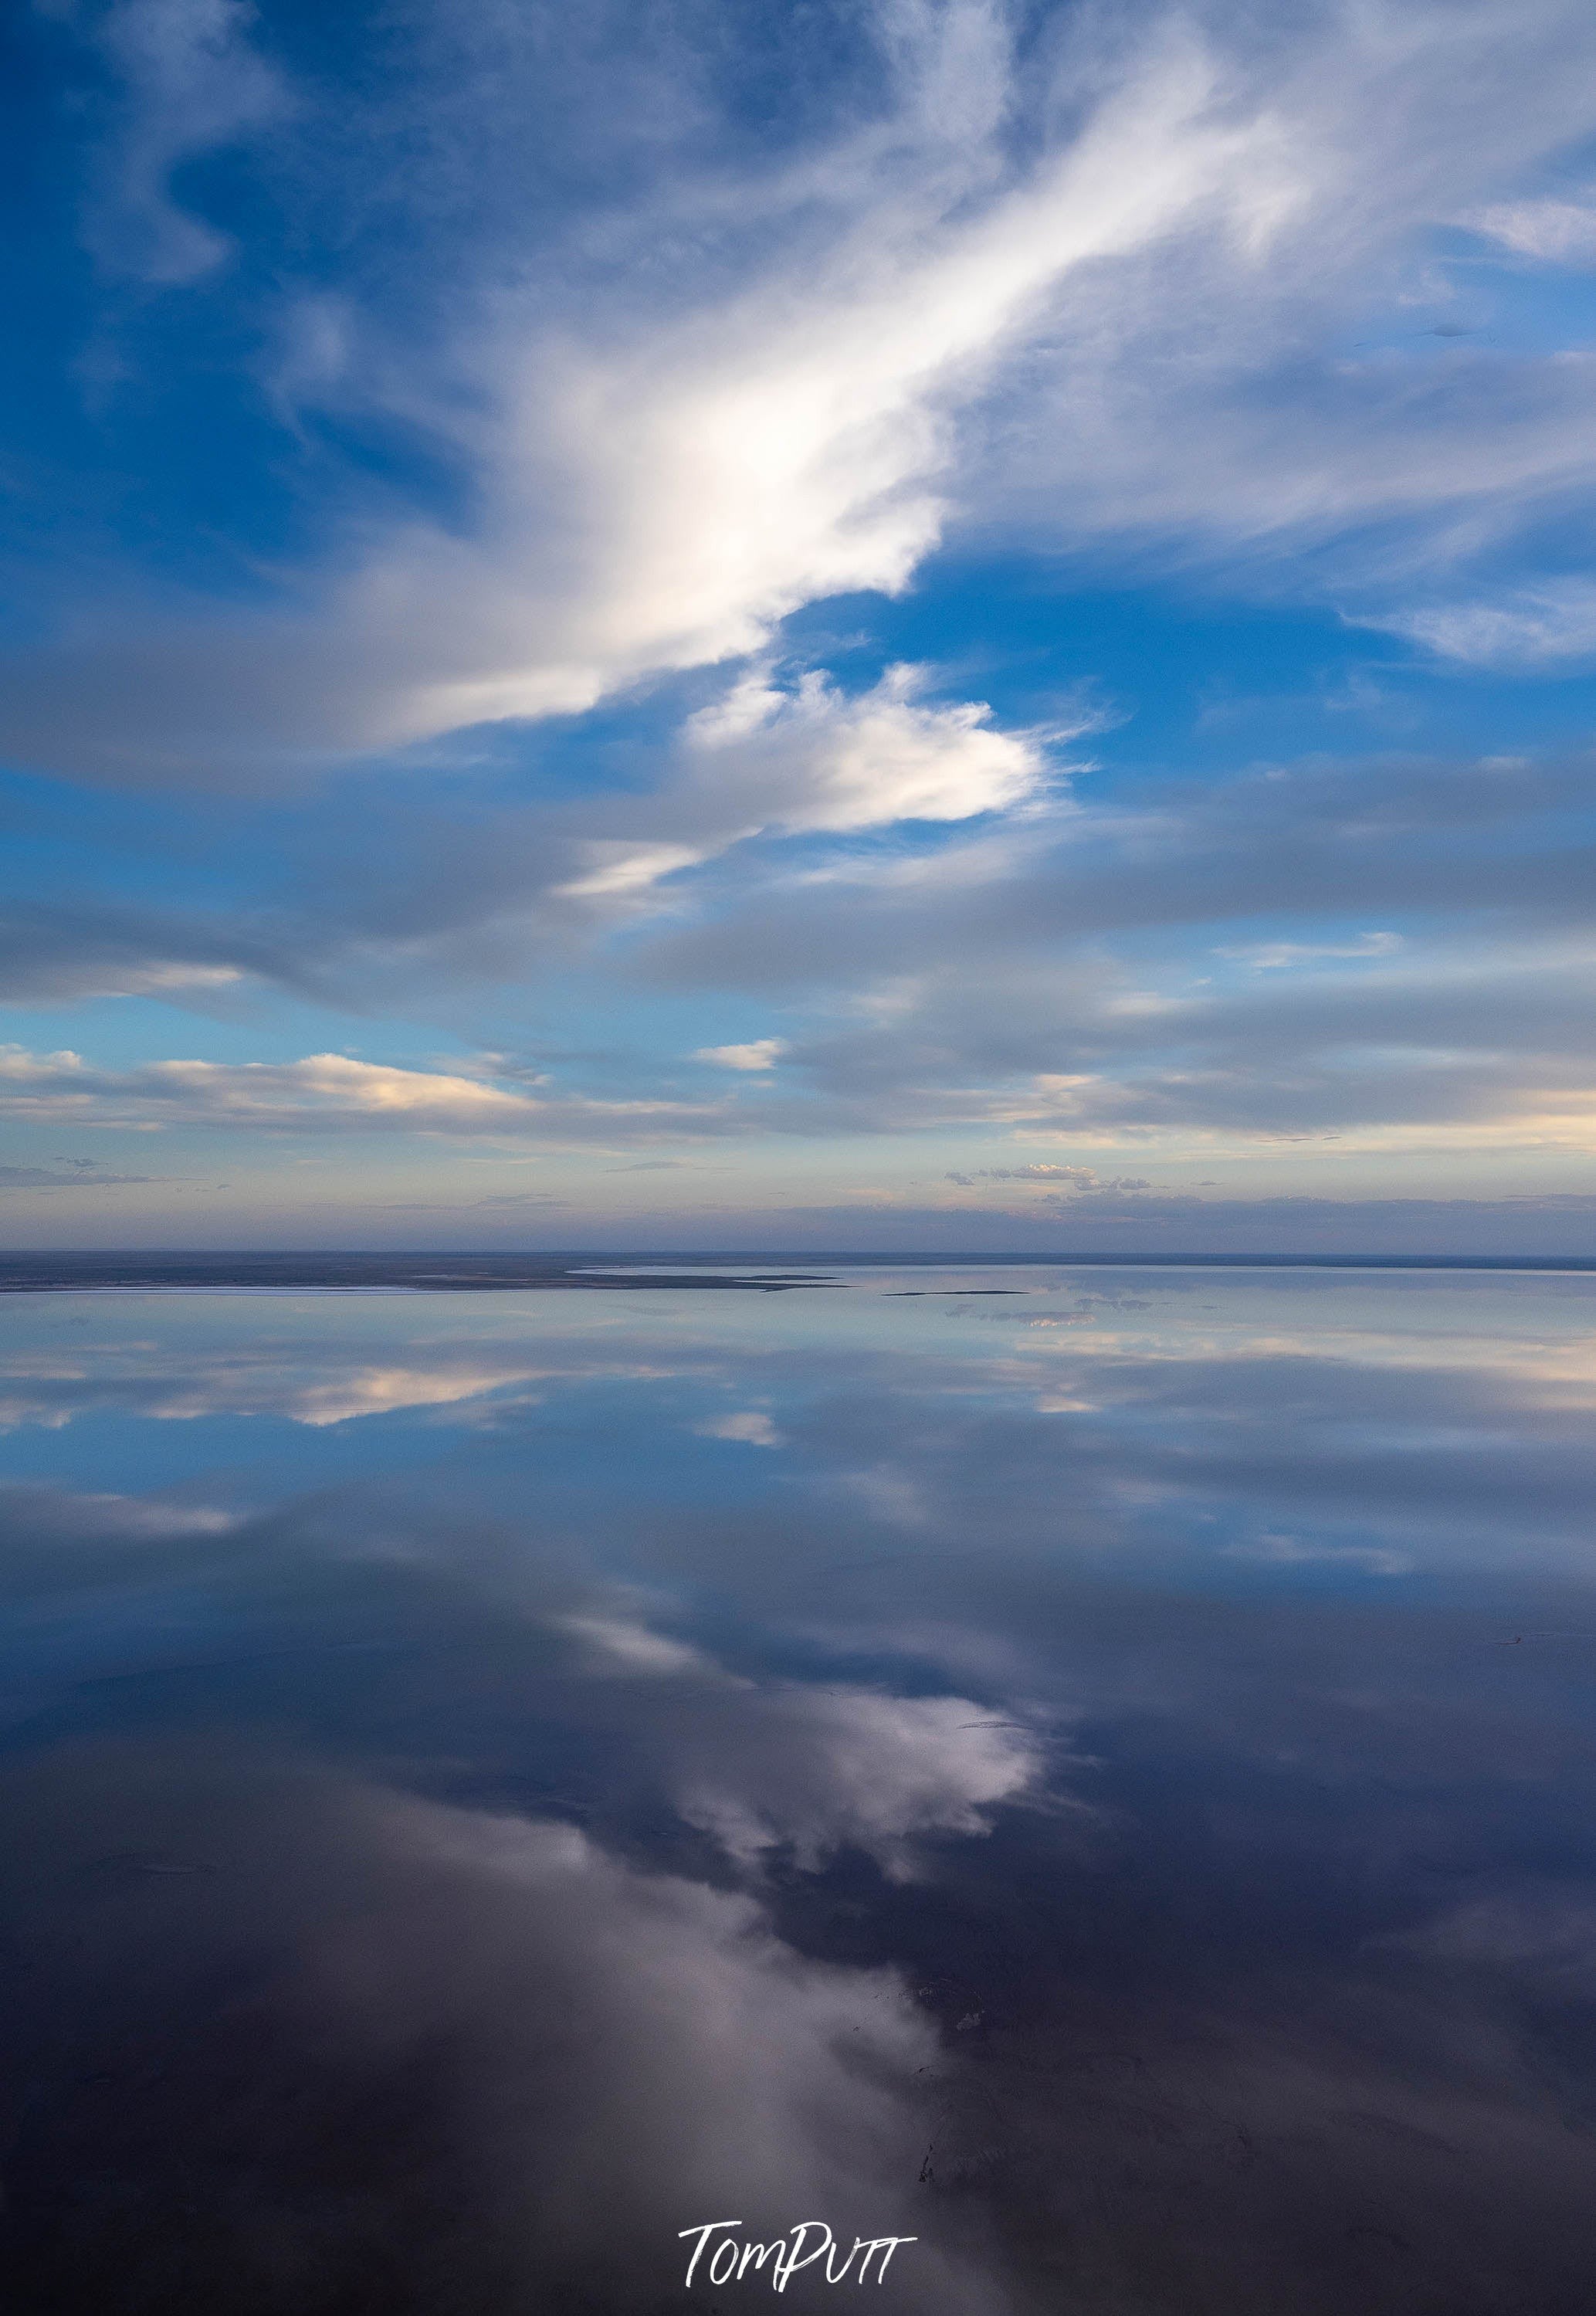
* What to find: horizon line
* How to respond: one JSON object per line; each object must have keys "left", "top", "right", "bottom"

{"left": 2, "top": 1249, "right": 1596, "bottom": 1275}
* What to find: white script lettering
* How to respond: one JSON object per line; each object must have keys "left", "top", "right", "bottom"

{"left": 679, "top": 2222, "right": 919, "bottom": 2289}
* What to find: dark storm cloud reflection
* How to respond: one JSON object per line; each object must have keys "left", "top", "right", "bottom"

{"left": 5, "top": 1277, "right": 1596, "bottom": 2311}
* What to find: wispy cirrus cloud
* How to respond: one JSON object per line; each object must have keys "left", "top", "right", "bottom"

{"left": 1364, "top": 582, "right": 1596, "bottom": 669}
{"left": 14, "top": 0, "right": 1596, "bottom": 784}
{"left": 945, "top": 1165, "right": 1153, "bottom": 1191}
{"left": 1216, "top": 934, "right": 1401, "bottom": 971}
{"left": 1469, "top": 197, "right": 1596, "bottom": 266}
{"left": 83, "top": 0, "right": 288, "bottom": 286}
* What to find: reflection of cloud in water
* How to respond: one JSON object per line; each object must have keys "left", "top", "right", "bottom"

{"left": 1380, "top": 1887, "right": 1596, "bottom": 1988}
{"left": 538, "top": 1598, "right": 1051, "bottom": 1876}
{"left": 1224, "top": 1531, "right": 1414, "bottom": 1576}
{"left": 1003, "top": 1313, "right": 1596, "bottom": 1406}
{"left": 3, "top": 1485, "right": 240, "bottom": 1541}
{"left": 556, "top": 1609, "right": 730, "bottom": 1680}
{"left": 6, "top": 1279, "right": 1596, "bottom": 2307}
{"left": 0, "top": 1750, "right": 1000, "bottom": 2314}
{"left": 0, "top": 1344, "right": 681, "bottom": 1429}
{"left": 666, "top": 1685, "right": 1047, "bottom": 1880}
{"left": 0, "top": 1489, "right": 1056, "bottom": 1884}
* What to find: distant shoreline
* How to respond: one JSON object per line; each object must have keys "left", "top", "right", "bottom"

{"left": 2, "top": 1250, "right": 1595, "bottom": 1292}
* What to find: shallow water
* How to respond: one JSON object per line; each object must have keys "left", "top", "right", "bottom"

{"left": 3, "top": 1263, "right": 1596, "bottom": 2313}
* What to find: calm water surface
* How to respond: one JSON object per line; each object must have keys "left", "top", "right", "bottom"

{"left": 3, "top": 1265, "right": 1596, "bottom": 2313}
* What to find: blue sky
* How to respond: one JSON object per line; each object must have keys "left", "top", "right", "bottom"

{"left": 5, "top": 0, "right": 1596, "bottom": 1249}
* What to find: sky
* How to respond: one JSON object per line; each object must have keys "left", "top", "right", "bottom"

{"left": 5, "top": 0, "right": 1596, "bottom": 1252}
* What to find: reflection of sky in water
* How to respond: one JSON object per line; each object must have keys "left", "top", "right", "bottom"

{"left": 4, "top": 1270, "right": 1596, "bottom": 2311}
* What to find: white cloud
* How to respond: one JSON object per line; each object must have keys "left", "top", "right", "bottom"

{"left": 0, "top": 1046, "right": 541, "bottom": 1128}
{"left": 25, "top": 2, "right": 1596, "bottom": 779}
{"left": 679, "top": 664, "right": 1056, "bottom": 833}
{"left": 0, "top": 1045, "right": 723, "bottom": 1141}
{"left": 946, "top": 1164, "right": 1087, "bottom": 1186}
{"left": 1469, "top": 197, "right": 1596, "bottom": 265}
{"left": 554, "top": 843, "right": 706, "bottom": 902}
{"left": 693, "top": 1039, "right": 787, "bottom": 1072}
{"left": 696, "top": 1411, "right": 784, "bottom": 1446}
{"left": 1217, "top": 932, "right": 1402, "bottom": 968}
{"left": 1365, "top": 582, "right": 1596, "bottom": 667}
{"left": 551, "top": 663, "right": 1059, "bottom": 938}
{"left": 66, "top": 960, "right": 244, "bottom": 998}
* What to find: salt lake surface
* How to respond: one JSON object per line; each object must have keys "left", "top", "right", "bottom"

{"left": 3, "top": 1263, "right": 1596, "bottom": 2313}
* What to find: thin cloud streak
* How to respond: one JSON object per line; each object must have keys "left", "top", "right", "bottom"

{"left": 0, "top": 1047, "right": 731, "bottom": 1143}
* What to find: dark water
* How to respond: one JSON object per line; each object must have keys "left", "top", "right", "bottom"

{"left": 3, "top": 1264, "right": 1596, "bottom": 2314}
